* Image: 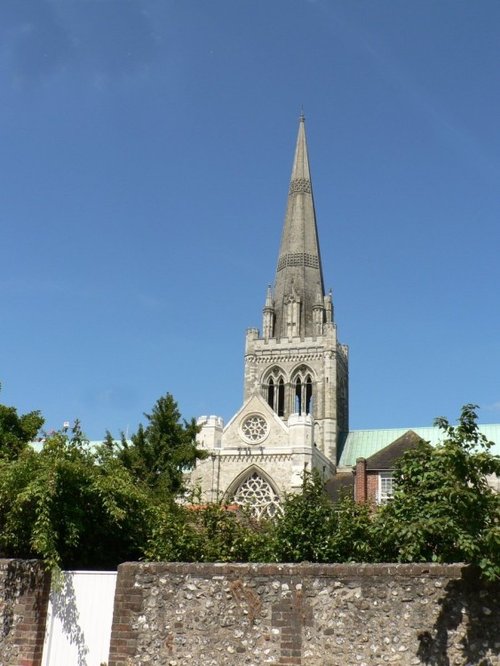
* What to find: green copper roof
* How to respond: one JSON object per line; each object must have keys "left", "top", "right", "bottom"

{"left": 338, "top": 424, "right": 500, "bottom": 468}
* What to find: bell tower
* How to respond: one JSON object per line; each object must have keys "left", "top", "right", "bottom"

{"left": 244, "top": 115, "right": 348, "bottom": 461}
{"left": 193, "top": 115, "right": 348, "bottom": 509}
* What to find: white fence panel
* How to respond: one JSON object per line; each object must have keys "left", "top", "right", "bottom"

{"left": 42, "top": 570, "right": 117, "bottom": 666}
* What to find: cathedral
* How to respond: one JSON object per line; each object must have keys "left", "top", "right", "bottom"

{"left": 191, "top": 116, "right": 500, "bottom": 514}
{"left": 192, "top": 116, "right": 348, "bottom": 515}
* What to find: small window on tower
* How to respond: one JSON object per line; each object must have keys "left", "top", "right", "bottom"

{"left": 305, "top": 375, "right": 312, "bottom": 414}
{"left": 277, "top": 378, "right": 285, "bottom": 417}
{"left": 267, "top": 378, "right": 275, "bottom": 410}
{"left": 295, "top": 377, "right": 302, "bottom": 414}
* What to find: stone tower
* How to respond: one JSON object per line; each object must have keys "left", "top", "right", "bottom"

{"left": 244, "top": 115, "right": 348, "bottom": 461}
{"left": 192, "top": 117, "right": 348, "bottom": 513}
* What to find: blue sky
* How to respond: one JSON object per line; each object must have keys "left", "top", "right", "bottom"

{"left": 1, "top": 0, "right": 499, "bottom": 439}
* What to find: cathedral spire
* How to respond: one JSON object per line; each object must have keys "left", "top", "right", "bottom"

{"left": 273, "top": 115, "right": 325, "bottom": 338}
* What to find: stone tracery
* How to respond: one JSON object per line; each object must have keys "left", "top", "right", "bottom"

{"left": 241, "top": 415, "right": 268, "bottom": 443}
{"left": 232, "top": 471, "right": 281, "bottom": 519}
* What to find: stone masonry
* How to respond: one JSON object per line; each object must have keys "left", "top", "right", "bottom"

{"left": 108, "top": 562, "right": 500, "bottom": 666}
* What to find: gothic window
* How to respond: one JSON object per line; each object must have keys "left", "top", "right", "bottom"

{"left": 291, "top": 366, "right": 314, "bottom": 415}
{"left": 305, "top": 375, "right": 313, "bottom": 414}
{"left": 277, "top": 378, "right": 285, "bottom": 417}
{"left": 267, "top": 378, "right": 275, "bottom": 412}
{"left": 232, "top": 471, "right": 281, "bottom": 519}
{"left": 263, "top": 367, "right": 285, "bottom": 417}
{"left": 295, "top": 377, "right": 302, "bottom": 414}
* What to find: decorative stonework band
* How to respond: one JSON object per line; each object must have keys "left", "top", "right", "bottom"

{"left": 289, "top": 177, "right": 311, "bottom": 194}
{"left": 277, "top": 252, "right": 319, "bottom": 272}
{"left": 254, "top": 352, "right": 326, "bottom": 364}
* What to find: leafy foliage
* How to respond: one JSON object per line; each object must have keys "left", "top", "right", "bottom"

{"left": 271, "top": 471, "right": 373, "bottom": 563}
{"left": 143, "top": 503, "right": 202, "bottom": 563}
{"left": 373, "top": 404, "right": 500, "bottom": 579}
{"left": 145, "top": 472, "right": 373, "bottom": 565}
{"left": 0, "top": 403, "right": 44, "bottom": 460}
{"left": 0, "top": 395, "right": 497, "bottom": 579}
{"left": 145, "top": 503, "right": 276, "bottom": 563}
{"left": 118, "top": 393, "right": 205, "bottom": 496}
{"left": 0, "top": 421, "right": 153, "bottom": 570}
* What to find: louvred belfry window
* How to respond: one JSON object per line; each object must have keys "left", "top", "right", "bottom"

{"left": 291, "top": 366, "right": 314, "bottom": 415}
{"left": 264, "top": 367, "right": 285, "bottom": 417}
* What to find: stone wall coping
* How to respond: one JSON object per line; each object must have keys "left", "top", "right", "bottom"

{"left": 118, "top": 561, "right": 469, "bottom": 579}
{"left": 0, "top": 558, "right": 47, "bottom": 567}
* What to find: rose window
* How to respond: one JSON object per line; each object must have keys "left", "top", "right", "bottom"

{"left": 241, "top": 414, "right": 268, "bottom": 444}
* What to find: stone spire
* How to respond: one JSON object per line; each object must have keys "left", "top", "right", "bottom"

{"left": 272, "top": 115, "right": 326, "bottom": 338}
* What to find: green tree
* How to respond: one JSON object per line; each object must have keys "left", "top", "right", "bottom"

{"left": 147, "top": 472, "right": 373, "bottom": 565}
{"left": 144, "top": 503, "right": 202, "bottom": 562}
{"left": 271, "top": 470, "right": 373, "bottom": 563}
{"left": 190, "top": 504, "right": 276, "bottom": 563}
{"left": 0, "top": 421, "right": 154, "bottom": 570}
{"left": 373, "top": 404, "right": 500, "bottom": 579}
{"left": 0, "top": 402, "right": 44, "bottom": 460}
{"left": 118, "top": 393, "right": 205, "bottom": 496}
{"left": 145, "top": 502, "right": 276, "bottom": 563}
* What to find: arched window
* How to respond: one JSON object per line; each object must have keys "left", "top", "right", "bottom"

{"left": 267, "top": 378, "right": 275, "bottom": 411}
{"left": 277, "top": 378, "right": 285, "bottom": 417}
{"left": 295, "top": 377, "right": 302, "bottom": 414}
{"left": 231, "top": 470, "right": 281, "bottom": 519}
{"left": 305, "top": 375, "right": 313, "bottom": 414}
{"left": 291, "top": 365, "right": 315, "bottom": 416}
{"left": 263, "top": 367, "right": 286, "bottom": 417}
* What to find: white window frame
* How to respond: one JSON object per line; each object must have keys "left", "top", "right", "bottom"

{"left": 377, "top": 471, "right": 394, "bottom": 504}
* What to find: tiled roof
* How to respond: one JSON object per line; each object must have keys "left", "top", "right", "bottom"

{"left": 324, "top": 472, "right": 354, "bottom": 502}
{"left": 338, "top": 424, "right": 500, "bottom": 468}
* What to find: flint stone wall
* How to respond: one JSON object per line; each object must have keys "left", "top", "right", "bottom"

{"left": 108, "top": 562, "right": 500, "bottom": 666}
{"left": 0, "top": 559, "right": 51, "bottom": 666}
